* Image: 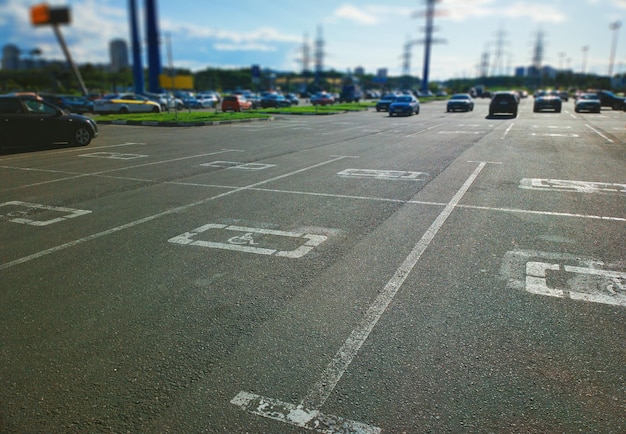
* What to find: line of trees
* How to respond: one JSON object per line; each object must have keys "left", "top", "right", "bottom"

{"left": 1, "top": 62, "right": 622, "bottom": 96}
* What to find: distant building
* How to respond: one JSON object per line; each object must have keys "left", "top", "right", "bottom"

{"left": 2, "top": 44, "right": 20, "bottom": 70}
{"left": 354, "top": 66, "right": 365, "bottom": 76}
{"left": 109, "top": 39, "right": 129, "bottom": 72}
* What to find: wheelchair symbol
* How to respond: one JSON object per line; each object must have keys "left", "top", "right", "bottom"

{"left": 227, "top": 232, "right": 258, "bottom": 246}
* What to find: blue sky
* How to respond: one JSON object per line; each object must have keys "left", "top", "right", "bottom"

{"left": 1, "top": 0, "right": 625, "bottom": 80}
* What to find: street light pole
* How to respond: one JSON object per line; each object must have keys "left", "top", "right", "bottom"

{"left": 608, "top": 21, "right": 621, "bottom": 77}
{"left": 581, "top": 45, "right": 589, "bottom": 75}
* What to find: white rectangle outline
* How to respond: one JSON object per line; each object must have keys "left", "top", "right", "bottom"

{"left": 79, "top": 152, "right": 148, "bottom": 160}
{"left": 0, "top": 201, "right": 91, "bottom": 226}
{"left": 168, "top": 223, "right": 328, "bottom": 258}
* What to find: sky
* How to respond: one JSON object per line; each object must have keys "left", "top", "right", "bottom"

{"left": 1, "top": 0, "right": 625, "bottom": 81}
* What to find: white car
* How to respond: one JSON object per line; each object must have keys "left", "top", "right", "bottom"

{"left": 195, "top": 93, "right": 218, "bottom": 108}
{"left": 93, "top": 93, "right": 161, "bottom": 114}
{"left": 143, "top": 92, "right": 184, "bottom": 111}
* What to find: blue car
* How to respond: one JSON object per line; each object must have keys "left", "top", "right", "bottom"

{"left": 388, "top": 95, "right": 420, "bottom": 116}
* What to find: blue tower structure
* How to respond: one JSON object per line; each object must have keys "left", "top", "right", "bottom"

{"left": 145, "top": 0, "right": 162, "bottom": 93}
{"left": 128, "top": 0, "right": 144, "bottom": 94}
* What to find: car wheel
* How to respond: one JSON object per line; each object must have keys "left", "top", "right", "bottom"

{"left": 152, "top": 106, "right": 160, "bottom": 113}
{"left": 119, "top": 107, "right": 129, "bottom": 114}
{"left": 72, "top": 127, "right": 92, "bottom": 146}
{"left": 575, "top": 108, "right": 580, "bottom": 113}
{"left": 556, "top": 108, "right": 561, "bottom": 113}
{"left": 416, "top": 108, "right": 420, "bottom": 114}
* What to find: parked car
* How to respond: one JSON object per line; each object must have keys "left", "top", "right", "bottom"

{"left": 143, "top": 92, "right": 184, "bottom": 111}
{"left": 260, "top": 93, "right": 291, "bottom": 108}
{"left": 310, "top": 92, "right": 335, "bottom": 106}
{"left": 594, "top": 90, "right": 626, "bottom": 110}
{"left": 574, "top": 93, "right": 601, "bottom": 113}
{"left": 446, "top": 93, "right": 474, "bottom": 112}
{"left": 221, "top": 95, "right": 253, "bottom": 112}
{"left": 94, "top": 93, "right": 161, "bottom": 114}
{"left": 195, "top": 93, "right": 219, "bottom": 108}
{"left": 533, "top": 92, "right": 562, "bottom": 112}
{"left": 375, "top": 94, "right": 398, "bottom": 112}
{"left": 489, "top": 92, "right": 518, "bottom": 117}
{"left": 284, "top": 93, "right": 299, "bottom": 105}
{"left": 0, "top": 94, "right": 97, "bottom": 147}
{"left": 388, "top": 95, "right": 420, "bottom": 116}
{"left": 40, "top": 94, "right": 94, "bottom": 114}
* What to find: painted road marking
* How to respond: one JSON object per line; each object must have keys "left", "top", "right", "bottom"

{"left": 168, "top": 224, "right": 330, "bottom": 258}
{"left": 0, "top": 155, "right": 351, "bottom": 271}
{"left": 586, "top": 124, "right": 614, "bottom": 142}
{"left": 502, "top": 250, "right": 626, "bottom": 307}
{"left": 337, "top": 168, "right": 428, "bottom": 181}
{"left": 530, "top": 133, "right": 579, "bottom": 138}
{"left": 520, "top": 178, "right": 626, "bottom": 195}
{"left": 79, "top": 152, "right": 148, "bottom": 160}
{"left": 531, "top": 125, "right": 572, "bottom": 129}
{"left": 0, "top": 201, "right": 91, "bottom": 226}
{"left": 438, "top": 130, "right": 481, "bottom": 134}
{"left": 200, "top": 161, "right": 276, "bottom": 170}
{"left": 232, "top": 162, "right": 490, "bottom": 433}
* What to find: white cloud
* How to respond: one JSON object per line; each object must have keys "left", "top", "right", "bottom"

{"left": 214, "top": 43, "right": 277, "bottom": 52}
{"left": 331, "top": 5, "right": 380, "bottom": 25}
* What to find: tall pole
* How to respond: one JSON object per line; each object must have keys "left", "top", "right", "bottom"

{"left": 581, "top": 45, "right": 589, "bottom": 75}
{"left": 52, "top": 24, "right": 88, "bottom": 95}
{"left": 421, "top": 0, "right": 435, "bottom": 93}
{"left": 145, "top": 0, "right": 162, "bottom": 93}
{"left": 608, "top": 21, "right": 621, "bottom": 77}
{"left": 128, "top": 0, "right": 144, "bottom": 94}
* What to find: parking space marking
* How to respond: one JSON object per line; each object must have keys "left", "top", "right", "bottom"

{"left": 520, "top": 178, "right": 626, "bottom": 195}
{"left": 79, "top": 152, "right": 149, "bottom": 160}
{"left": 530, "top": 133, "right": 579, "bottom": 138}
{"left": 337, "top": 168, "right": 428, "bottom": 181}
{"left": 0, "top": 201, "right": 91, "bottom": 226}
{"left": 200, "top": 161, "right": 276, "bottom": 170}
{"left": 0, "top": 155, "right": 351, "bottom": 271}
{"left": 502, "top": 250, "right": 626, "bottom": 307}
{"left": 232, "top": 161, "right": 489, "bottom": 432}
{"left": 585, "top": 124, "right": 614, "bottom": 142}
{"left": 168, "top": 223, "right": 329, "bottom": 258}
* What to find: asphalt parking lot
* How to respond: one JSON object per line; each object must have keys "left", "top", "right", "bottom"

{"left": 1, "top": 97, "right": 624, "bottom": 432}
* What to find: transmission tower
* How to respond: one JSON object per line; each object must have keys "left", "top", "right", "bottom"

{"left": 314, "top": 25, "right": 325, "bottom": 86}
{"left": 296, "top": 33, "right": 311, "bottom": 74}
{"left": 413, "top": 0, "right": 445, "bottom": 93}
{"left": 490, "top": 27, "right": 508, "bottom": 76}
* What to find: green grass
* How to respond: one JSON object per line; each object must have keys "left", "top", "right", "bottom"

{"left": 93, "top": 102, "right": 372, "bottom": 123}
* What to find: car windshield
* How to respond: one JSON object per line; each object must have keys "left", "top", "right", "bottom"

{"left": 451, "top": 95, "right": 469, "bottom": 100}
{"left": 396, "top": 96, "right": 412, "bottom": 102}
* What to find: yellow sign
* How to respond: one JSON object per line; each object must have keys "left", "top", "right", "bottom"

{"left": 30, "top": 3, "right": 50, "bottom": 25}
{"left": 160, "top": 74, "right": 194, "bottom": 90}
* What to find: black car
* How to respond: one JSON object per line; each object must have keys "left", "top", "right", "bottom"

{"left": 260, "top": 94, "right": 291, "bottom": 108}
{"left": 0, "top": 95, "right": 97, "bottom": 147}
{"left": 489, "top": 92, "right": 518, "bottom": 117}
{"left": 594, "top": 90, "right": 626, "bottom": 110}
{"left": 446, "top": 93, "right": 474, "bottom": 112}
{"left": 375, "top": 94, "right": 398, "bottom": 112}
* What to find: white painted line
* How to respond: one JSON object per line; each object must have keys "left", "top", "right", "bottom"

{"left": 520, "top": 178, "right": 626, "bottom": 195}
{"left": 232, "top": 162, "right": 489, "bottom": 432}
{"left": 79, "top": 152, "right": 148, "bottom": 160}
{"left": 585, "top": 124, "right": 614, "bottom": 143}
{"left": 502, "top": 122, "right": 514, "bottom": 139}
{"left": 1, "top": 149, "right": 243, "bottom": 193}
{"left": 405, "top": 122, "right": 445, "bottom": 137}
{"left": 530, "top": 133, "right": 579, "bottom": 138}
{"left": 231, "top": 392, "right": 381, "bottom": 433}
{"left": 200, "top": 161, "right": 276, "bottom": 170}
{"left": 337, "top": 168, "right": 428, "bottom": 181}
{"left": 0, "top": 201, "right": 91, "bottom": 226}
{"left": 168, "top": 223, "right": 329, "bottom": 258}
{"left": 0, "top": 156, "right": 350, "bottom": 271}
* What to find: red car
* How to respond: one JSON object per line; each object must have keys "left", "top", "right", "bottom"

{"left": 310, "top": 92, "right": 335, "bottom": 106}
{"left": 221, "top": 95, "right": 253, "bottom": 112}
